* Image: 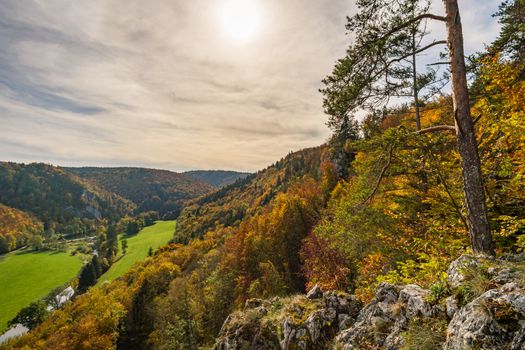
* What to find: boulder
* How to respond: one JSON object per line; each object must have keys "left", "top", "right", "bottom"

{"left": 447, "top": 255, "right": 484, "bottom": 288}
{"left": 446, "top": 295, "right": 460, "bottom": 319}
{"left": 335, "top": 283, "right": 442, "bottom": 350}
{"left": 215, "top": 292, "right": 363, "bottom": 350}
{"left": 444, "top": 283, "right": 525, "bottom": 349}
{"left": 306, "top": 285, "right": 323, "bottom": 300}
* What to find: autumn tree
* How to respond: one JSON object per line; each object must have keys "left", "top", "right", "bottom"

{"left": 322, "top": 0, "right": 494, "bottom": 255}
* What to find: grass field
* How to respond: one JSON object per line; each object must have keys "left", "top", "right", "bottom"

{"left": 97, "top": 220, "right": 176, "bottom": 284}
{"left": 0, "top": 250, "right": 83, "bottom": 332}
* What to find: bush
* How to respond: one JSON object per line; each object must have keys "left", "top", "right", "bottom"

{"left": 8, "top": 300, "right": 50, "bottom": 330}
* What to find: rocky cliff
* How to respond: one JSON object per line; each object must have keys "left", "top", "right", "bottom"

{"left": 214, "top": 254, "right": 525, "bottom": 350}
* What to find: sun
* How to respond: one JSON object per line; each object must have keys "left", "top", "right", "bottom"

{"left": 220, "top": 0, "right": 262, "bottom": 43}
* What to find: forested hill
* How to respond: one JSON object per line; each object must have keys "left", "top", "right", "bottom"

{"left": 0, "top": 204, "right": 43, "bottom": 253}
{"left": 175, "top": 145, "right": 331, "bottom": 243}
{"left": 0, "top": 162, "right": 134, "bottom": 231}
{"left": 67, "top": 167, "right": 214, "bottom": 219}
{"left": 184, "top": 170, "right": 250, "bottom": 188}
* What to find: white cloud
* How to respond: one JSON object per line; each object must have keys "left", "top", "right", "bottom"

{"left": 0, "top": 0, "right": 500, "bottom": 171}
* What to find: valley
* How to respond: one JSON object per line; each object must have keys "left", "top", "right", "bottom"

{"left": 0, "top": 249, "right": 83, "bottom": 331}
{"left": 97, "top": 220, "right": 176, "bottom": 284}
{"left": 0, "top": 164, "right": 245, "bottom": 341}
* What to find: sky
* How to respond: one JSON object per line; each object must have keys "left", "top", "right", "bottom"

{"left": 0, "top": 0, "right": 501, "bottom": 172}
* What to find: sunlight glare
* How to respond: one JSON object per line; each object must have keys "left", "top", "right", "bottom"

{"left": 220, "top": 0, "right": 262, "bottom": 43}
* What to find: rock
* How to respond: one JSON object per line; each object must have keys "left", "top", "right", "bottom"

{"left": 335, "top": 283, "right": 443, "bottom": 350}
{"left": 447, "top": 255, "right": 483, "bottom": 288}
{"left": 323, "top": 291, "right": 363, "bottom": 319}
{"left": 338, "top": 314, "right": 353, "bottom": 330}
{"left": 446, "top": 295, "right": 460, "bottom": 319}
{"left": 499, "top": 252, "right": 525, "bottom": 262}
{"left": 215, "top": 291, "right": 363, "bottom": 350}
{"left": 494, "top": 268, "right": 519, "bottom": 285}
{"left": 306, "top": 284, "right": 323, "bottom": 299}
{"left": 305, "top": 311, "right": 324, "bottom": 343}
{"left": 399, "top": 284, "right": 433, "bottom": 319}
{"left": 512, "top": 324, "right": 525, "bottom": 350}
{"left": 444, "top": 285, "right": 525, "bottom": 349}
{"left": 215, "top": 253, "right": 525, "bottom": 350}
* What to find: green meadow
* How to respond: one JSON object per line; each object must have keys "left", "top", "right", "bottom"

{"left": 0, "top": 250, "right": 83, "bottom": 332}
{"left": 97, "top": 220, "right": 176, "bottom": 284}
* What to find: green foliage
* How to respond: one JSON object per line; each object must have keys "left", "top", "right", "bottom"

{"left": 29, "top": 235, "right": 44, "bottom": 251}
{"left": 490, "top": 0, "right": 525, "bottom": 62}
{"left": 78, "top": 255, "right": 104, "bottom": 293}
{"left": 184, "top": 170, "right": 250, "bottom": 188}
{"left": 121, "top": 239, "right": 128, "bottom": 254}
{"left": 377, "top": 253, "right": 449, "bottom": 289}
{"left": 321, "top": 0, "right": 445, "bottom": 135}
{"left": 0, "top": 162, "right": 134, "bottom": 234}
{"left": 68, "top": 167, "right": 213, "bottom": 219}
{"left": 8, "top": 300, "right": 50, "bottom": 330}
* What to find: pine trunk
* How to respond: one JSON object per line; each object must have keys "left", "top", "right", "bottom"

{"left": 444, "top": 0, "right": 494, "bottom": 256}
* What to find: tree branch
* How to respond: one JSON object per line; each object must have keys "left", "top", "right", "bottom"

{"left": 363, "top": 143, "right": 394, "bottom": 205}
{"left": 388, "top": 41, "right": 448, "bottom": 66}
{"left": 427, "top": 61, "right": 451, "bottom": 66}
{"left": 426, "top": 151, "right": 469, "bottom": 231}
{"left": 416, "top": 125, "right": 456, "bottom": 134}
{"left": 363, "top": 13, "right": 447, "bottom": 48}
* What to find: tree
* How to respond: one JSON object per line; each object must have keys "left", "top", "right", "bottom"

{"left": 322, "top": 0, "right": 494, "bottom": 255}
{"left": 78, "top": 259, "right": 98, "bottom": 293}
{"left": 104, "top": 225, "right": 119, "bottom": 260}
{"left": 321, "top": 0, "right": 447, "bottom": 134}
{"left": 29, "top": 235, "right": 44, "bottom": 251}
{"left": 8, "top": 300, "right": 50, "bottom": 330}
{"left": 490, "top": 0, "right": 525, "bottom": 63}
{"left": 122, "top": 239, "right": 128, "bottom": 255}
{"left": 443, "top": 0, "right": 493, "bottom": 255}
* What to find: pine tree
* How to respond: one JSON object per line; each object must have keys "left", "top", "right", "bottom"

{"left": 78, "top": 260, "right": 98, "bottom": 293}
{"left": 322, "top": 0, "right": 494, "bottom": 255}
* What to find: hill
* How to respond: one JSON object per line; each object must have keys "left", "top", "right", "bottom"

{"left": 0, "top": 162, "right": 134, "bottom": 234}
{"left": 0, "top": 204, "right": 43, "bottom": 254}
{"left": 184, "top": 170, "right": 250, "bottom": 188}
{"left": 67, "top": 167, "right": 214, "bottom": 219}
{"left": 175, "top": 146, "right": 330, "bottom": 243}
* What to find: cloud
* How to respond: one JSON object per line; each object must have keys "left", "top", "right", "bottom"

{"left": 0, "top": 0, "right": 500, "bottom": 172}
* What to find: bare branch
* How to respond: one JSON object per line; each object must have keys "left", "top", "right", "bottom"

{"left": 427, "top": 61, "right": 451, "bottom": 66}
{"left": 363, "top": 143, "right": 395, "bottom": 205}
{"left": 416, "top": 125, "right": 456, "bottom": 134}
{"left": 388, "top": 41, "right": 448, "bottom": 66}
{"left": 426, "top": 151, "right": 469, "bottom": 230}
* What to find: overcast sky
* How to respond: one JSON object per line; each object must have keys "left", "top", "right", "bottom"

{"left": 0, "top": 0, "right": 501, "bottom": 172}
